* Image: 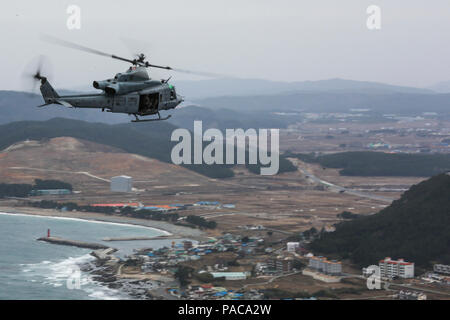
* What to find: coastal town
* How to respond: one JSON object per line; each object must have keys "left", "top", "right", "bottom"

{"left": 73, "top": 223, "right": 450, "bottom": 300}
{"left": 0, "top": 121, "right": 449, "bottom": 301}
{"left": 0, "top": 163, "right": 449, "bottom": 300}
{"left": 2, "top": 1, "right": 450, "bottom": 314}
{"left": 21, "top": 198, "right": 449, "bottom": 300}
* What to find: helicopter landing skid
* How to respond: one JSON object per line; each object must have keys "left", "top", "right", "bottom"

{"left": 131, "top": 112, "right": 171, "bottom": 123}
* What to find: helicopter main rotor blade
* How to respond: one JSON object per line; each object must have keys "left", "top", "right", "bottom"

{"left": 171, "top": 67, "right": 232, "bottom": 78}
{"left": 41, "top": 34, "right": 137, "bottom": 65}
{"left": 41, "top": 34, "right": 234, "bottom": 78}
{"left": 143, "top": 62, "right": 231, "bottom": 78}
{"left": 144, "top": 63, "right": 172, "bottom": 70}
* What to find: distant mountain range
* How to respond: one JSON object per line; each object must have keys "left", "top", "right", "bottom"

{"left": 176, "top": 78, "right": 435, "bottom": 99}
{"left": 192, "top": 90, "right": 450, "bottom": 117}
{"left": 1, "top": 78, "right": 449, "bottom": 127}
{"left": 309, "top": 173, "right": 450, "bottom": 267}
{"left": 67, "top": 78, "right": 436, "bottom": 98}
{"left": 428, "top": 80, "right": 450, "bottom": 93}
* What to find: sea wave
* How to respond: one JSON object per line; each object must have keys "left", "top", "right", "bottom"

{"left": 21, "top": 254, "right": 127, "bottom": 300}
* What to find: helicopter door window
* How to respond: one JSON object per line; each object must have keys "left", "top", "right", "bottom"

{"left": 150, "top": 93, "right": 159, "bottom": 109}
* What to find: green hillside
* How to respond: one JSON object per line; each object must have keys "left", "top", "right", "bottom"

{"left": 0, "top": 118, "right": 235, "bottom": 179}
{"left": 289, "top": 151, "right": 450, "bottom": 177}
{"left": 309, "top": 173, "right": 450, "bottom": 267}
{"left": 0, "top": 118, "right": 294, "bottom": 178}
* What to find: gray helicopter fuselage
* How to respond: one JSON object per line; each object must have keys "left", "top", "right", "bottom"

{"left": 40, "top": 66, "right": 182, "bottom": 117}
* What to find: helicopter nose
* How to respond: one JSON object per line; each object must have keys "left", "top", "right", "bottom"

{"left": 177, "top": 94, "right": 184, "bottom": 104}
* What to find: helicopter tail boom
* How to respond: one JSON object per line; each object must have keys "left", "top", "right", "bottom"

{"left": 40, "top": 78, "right": 60, "bottom": 103}
{"left": 38, "top": 79, "right": 75, "bottom": 108}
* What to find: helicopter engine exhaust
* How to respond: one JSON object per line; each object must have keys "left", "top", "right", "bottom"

{"left": 93, "top": 80, "right": 120, "bottom": 95}
{"left": 93, "top": 80, "right": 108, "bottom": 90}
{"left": 105, "top": 83, "right": 119, "bottom": 95}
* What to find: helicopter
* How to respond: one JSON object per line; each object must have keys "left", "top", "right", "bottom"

{"left": 27, "top": 36, "right": 223, "bottom": 122}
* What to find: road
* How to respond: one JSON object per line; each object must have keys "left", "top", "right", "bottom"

{"left": 292, "top": 161, "right": 394, "bottom": 203}
{"left": 9, "top": 166, "right": 110, "bottom": 183}
{"left": 343, "top": 273, "right": 450, "bottom": 297}
{"left": 387, "top": 282, "right": 450, "bottom": 297}
{"left": 240, "top": 271, "right": 302, "bottom": 290}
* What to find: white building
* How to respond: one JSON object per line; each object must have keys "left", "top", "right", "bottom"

{"left": 397, "top": 290, "right": 426, "bottom": 300}
{"left": 287, "top": 242, "right": 300, "bottom": 252}
{"left": 379, "top": 257, "right": 414, "bottom": 279}
{"left": 210, "top": 272, "right": 249, "bottom": 280}
{"left": 110, "top": 175, "right": 133, "bottom": 193}
{"left": 308, "top": 256, "right": 342, "bottom": 275}
{"left": 433, "top": 264, "right": 450, "bottom": 275}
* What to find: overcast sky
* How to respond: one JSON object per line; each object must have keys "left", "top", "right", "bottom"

{"left": 1, "top": 0, "right": 450, "bottom": 90}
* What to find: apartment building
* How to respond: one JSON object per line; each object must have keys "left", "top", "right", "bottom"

{"left": 433, "top": 264, "right": 450, "bottom": 275}
{"left": 308, "top": 256, "right": 342, "bottom": 275}
{"left": 379, "top": 257, "right": 414, "bottom": 279}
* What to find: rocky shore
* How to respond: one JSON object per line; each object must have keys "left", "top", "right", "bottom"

{"left": 79, "top": 248, "right": 175, "bottom": 300}
{"left": 0, "top": 206, "right": 197, "bottom": 299}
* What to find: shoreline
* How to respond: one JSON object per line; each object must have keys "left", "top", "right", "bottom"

{"left": 0, "top": 206, "right": 207, "bottom": 241}
{"left": 0, "top": 205, "right": 208, "bottom": 299}
{"left": 0, "top": 207, "right": 185, "bottom": 300}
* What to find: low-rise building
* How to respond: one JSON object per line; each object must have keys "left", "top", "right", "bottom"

{"left": 222, "top": 204, "right": 236, "bottom": 209}
{"left": 287, "top": 242, "right": 300, "bottom": 252}
{"left": 267, "top": 257, "right": 294, "bottom": 273}
{"left": 183, "top": 241, "right": 193, "bottom": 250}
{"left": 379, "top": 257, "right": 414, "bottom": 279}
{"left": 397, "top": 290, "right": 426, "bottom": 300}
{"left": 110, "top": 175, "right": 133, "bottom": 193}
{"left": 210, "top": 272, "right": 249, "bottom": 281}
{"left": 433, "top": 264, "right": 450, "bottom": 275}
{"left": 308, "top": 256, "right": 342, "bottom": 275}
{"left": 30, "top": 189, "right": 72, "bottom": 196}
{"left": 195, "top": 201, "right": 220, "bottom": 206}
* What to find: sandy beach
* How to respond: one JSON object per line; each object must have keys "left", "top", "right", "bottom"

{"left": 0, "top": 206, "right": 207, "bottom": 241}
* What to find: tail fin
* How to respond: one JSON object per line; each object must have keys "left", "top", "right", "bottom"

{"left": 39, "top": 78, "right": 59, "bottom": 103}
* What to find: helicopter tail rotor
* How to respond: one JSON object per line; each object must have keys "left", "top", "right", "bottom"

{"left": 21, "top": 55, "right": 53, "bottom": 93}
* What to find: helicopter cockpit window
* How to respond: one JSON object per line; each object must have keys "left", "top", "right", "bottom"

{"left": 170, "top": 90, "right": 176, "bottom": 100}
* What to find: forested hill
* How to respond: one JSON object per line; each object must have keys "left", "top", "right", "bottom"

{"left": 288, "top": 151, "right": 450, "bottom": 177}
{"left": 309, "top": 173, "right": 450, "bottom": 267}
{"left": 0, "top": 118, "right": 295, "bottom": 179}
{"left": 0, "top": 118, "right": 236, "bottom": 178}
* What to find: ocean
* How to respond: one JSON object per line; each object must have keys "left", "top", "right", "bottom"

{"left": 0, "top": 212, "right": 181, "bottom": 300}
